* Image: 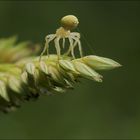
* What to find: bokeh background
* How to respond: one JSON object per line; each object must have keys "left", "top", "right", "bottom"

{"left": 0, "top": 1, "right": 140, "bottom": 139}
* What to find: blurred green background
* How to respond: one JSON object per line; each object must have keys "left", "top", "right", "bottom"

{"left": 0, "top": 1, "right": 140, "bottom": 139}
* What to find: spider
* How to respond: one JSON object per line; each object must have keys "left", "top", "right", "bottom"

{"left": 39, "top": 15, "right": 83, "bottom": 60}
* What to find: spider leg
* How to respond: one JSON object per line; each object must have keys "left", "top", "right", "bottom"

{"left": 62, "top": 37, "right": 65, "bottom": 49}
{"left": 64, "top": 37, "right": 77, "bottom": 56}
{"left": 54, "top": 37, "right": 61, "bottom": 59}
{"left": 68, "top": 37, "right": 75, "bottom": 59}
{"left": 71, "top": 36, "right": 83, "bottom": 58}
{"left": 64, "top": 37, "right": 75, "bottom": 56}
{"left": 46, "top": 35, "right": 56, "bottom": 56}
{"left": 70, "top": 32, "right": 80, "bottom": 38}
{"left": 39, "top": 34, "right": 56, "bottom": 61}
{"left": 73, "top": 39, "right": 78, "bottom": 48}
{"left": 70, "top": 33, "right": 82, "bottom": 56}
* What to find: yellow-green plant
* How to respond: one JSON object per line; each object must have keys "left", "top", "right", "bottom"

{"left": 0, "top": 15, "right": 121, "bottom": 113}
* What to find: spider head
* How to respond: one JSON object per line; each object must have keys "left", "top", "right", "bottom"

{"left": 60, "top": 15, "right": 79, "bottom": 30}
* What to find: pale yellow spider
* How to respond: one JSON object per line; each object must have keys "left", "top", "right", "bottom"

{"left": 40, "top": 15, "right": 83, "bottom": 60}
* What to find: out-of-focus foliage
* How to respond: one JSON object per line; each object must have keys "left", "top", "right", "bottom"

{"left": 0, "top": 36, "right": 40, "bottom": 63}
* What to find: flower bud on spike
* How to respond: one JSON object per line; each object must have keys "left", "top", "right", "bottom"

{"left": 39, "top": 61, "right": 49, "bottom": 75}
{"left": 8, "top": 76, "right": 22, "bottom": 94}
{"left": 0, "top": 80, "right": 10, "bottom": 102}
{"left": 81, "top": 55, "right": 122, "bottom": 70}
{"left": 59, "top": 60, "right": 79, "bottom": 74}
{"left": 72, "top": 60, "right": 103, "bottom": 82}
